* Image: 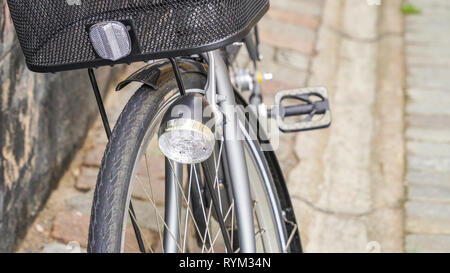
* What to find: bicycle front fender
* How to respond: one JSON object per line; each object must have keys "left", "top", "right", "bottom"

{"left": 115, "top": 58, "right": 208, "bottom": 92}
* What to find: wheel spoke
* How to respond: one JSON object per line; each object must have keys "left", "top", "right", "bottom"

{"left": 134, "top": 174, "right": 183, "bottom": 252}
{"left": 144, "top": 152, "right": 164, "bottom": 252}
{"left": 127, "top": 204, "right": 155, "bottom": 253}
{"left": 231, "top": 199, "right": 235, "bottom": 251}
{"left": 191, "top": 165, "right": 214, "bottom": 252}
{"left": 213, "top": 141, "right": 224, "bottom": 214}
{"left": 283, "top": 217, "right": 298, "bottom": 253}
{"left": 165, "top": 161, "right": 210, "bottom": 249}
{"left": 182, "top": 165, "right": 193, "bottom": 252}
{"left": 207, "top": 201, "right": 234, "bottom": 253}
{"left": 252, "top": 199, "right": 265, "bottom": 251}
{"left": 201, "top": 140, "right": 234, "bottom": 253}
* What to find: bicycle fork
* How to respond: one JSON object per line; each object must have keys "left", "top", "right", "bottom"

{"left": 162, "top": 50, "right": 256, "bottom": 253}
{"left": 213, "top": 50, "right": 256, "bottom": 253}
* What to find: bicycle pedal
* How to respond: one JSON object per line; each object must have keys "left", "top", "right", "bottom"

{"left": 273, "top": 87, "right": 331, "bottom": 133}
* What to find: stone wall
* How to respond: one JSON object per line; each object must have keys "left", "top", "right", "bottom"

{"left": 0, "top": 1, "right": 124, "bottom": 252}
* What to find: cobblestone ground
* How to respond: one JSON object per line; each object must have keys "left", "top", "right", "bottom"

{"left": 287, "top": 0, "right": 407, "bottom": 252}
{"left": 404, "top": 0, "right": 450, "bottom": 253}
{"left": 16, "top": 66, "right": 141, "bottom": 252}
{"left": 17, "top": 0, "right": 449, "bottom": 253}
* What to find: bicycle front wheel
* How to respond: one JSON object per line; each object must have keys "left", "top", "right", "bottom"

{"left": 87, "top": 72, "right": 302, "bottom": 253}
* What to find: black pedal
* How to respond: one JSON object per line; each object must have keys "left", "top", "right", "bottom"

{"left": 272, "top": 87, "right": 331, "bottom": 133}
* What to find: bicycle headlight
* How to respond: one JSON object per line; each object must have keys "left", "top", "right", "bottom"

{"left": 158, "top": 94, "right": 216, "bottom": 164}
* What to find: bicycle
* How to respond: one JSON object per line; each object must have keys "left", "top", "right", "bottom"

{"left": 7, "top": 0, "right": 331, "bottom": 253}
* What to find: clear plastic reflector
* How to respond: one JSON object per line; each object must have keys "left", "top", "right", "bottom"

{"left": 89, "top": 21, "right": 131, "bottom": 61}
{"left": 158, "top": 118, "right": 215, "bottom": 164}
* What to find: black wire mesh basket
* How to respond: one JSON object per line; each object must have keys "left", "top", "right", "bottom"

{"left": 7, "top": 0, "right": 269, "bottom": 72}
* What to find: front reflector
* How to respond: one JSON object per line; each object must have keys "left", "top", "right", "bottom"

{"left": 158, "top": 118, "right": 215, "bottom": 164}
{"left": 89, "top": 21, "right": 131, "bottom": 61}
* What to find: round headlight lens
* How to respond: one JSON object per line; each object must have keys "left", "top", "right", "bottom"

{"left": 158, "top": 118, "right": 215, "bottom": 164}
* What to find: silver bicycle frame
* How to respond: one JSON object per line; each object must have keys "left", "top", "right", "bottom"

{"left": 210, "top": 50, "right": 256, "bottom": 253}
{"left": 163, "top": 50, "right": 256, "bottom": 253}
{"left": 163, "top": 158, "right": 183, "bottom": 253}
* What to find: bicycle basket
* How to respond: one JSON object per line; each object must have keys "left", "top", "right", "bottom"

{"left": 6, "top": 0, "right": 269, "bottom": 72}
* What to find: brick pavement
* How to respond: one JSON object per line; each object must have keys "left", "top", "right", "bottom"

{"left": 404, "top": 0, "right": 450, "bottom": 253}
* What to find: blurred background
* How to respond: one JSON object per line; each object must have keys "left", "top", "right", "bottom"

{"left": 1, "top": 0, "right": 449, "bottom": 253}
